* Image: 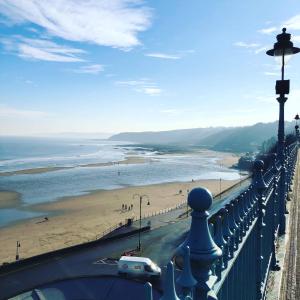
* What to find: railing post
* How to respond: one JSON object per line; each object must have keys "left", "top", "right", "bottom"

{"left": 254, "top": 160, "right": 267, "bottom": 300}
{"left": 177, "top": 246, "right": 197, "bottom": 298}
{"left": 221, "top": 207, "right": 234, "bottom": 259}
{"left": 278, "top": 160, "right": 287, "bottom": 235}
{"left": 271, "top": 154, "right": 281, "bottom": 271}
{"left": 145, "top": 282, "right": 153, "bottom": 300}
{"left": 160, "top": 262, "right": 180, "bottom": 300}
{"left": 214, "top": 215, "right": 227, "bottom": 277}
{"left": 176, "top": 187, "right": 222, "bottom": 300}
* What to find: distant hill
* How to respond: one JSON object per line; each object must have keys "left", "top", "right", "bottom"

{"left": 109, "top": 121, "right": 295, "bottom": 153}
{"left": 109, "top": 127, "right": 225, "bottom": 145}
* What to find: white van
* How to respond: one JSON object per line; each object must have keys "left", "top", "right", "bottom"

{"left": 118, "top": 256, "right": 161, "bottom": 279}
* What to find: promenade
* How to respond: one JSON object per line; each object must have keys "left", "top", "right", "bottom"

{"left": 279, "top": 152, "right": 300, "bottom": 299}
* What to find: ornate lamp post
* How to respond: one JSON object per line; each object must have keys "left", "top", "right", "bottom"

{"left": 15, "top": 241, "right": 20, "bottom": 261}
{"left": 295, "top": 114, "right": 300, "bottom": 141}
{"left": 133, "top": 194, "right": 150, "bottom": 251}
{"left": 266, "top": 28, "right": 300, "bottom": 234}
{"left": 266, "top": 28, "right": 300, "bottom": 161}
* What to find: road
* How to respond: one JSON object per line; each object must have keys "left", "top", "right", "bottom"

{"left": 0, "top": 179, "right": 250, "bottom": 300}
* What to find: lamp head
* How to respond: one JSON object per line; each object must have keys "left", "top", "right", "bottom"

{"left": 266, "top": 28, "right": 300, "bottom": 56}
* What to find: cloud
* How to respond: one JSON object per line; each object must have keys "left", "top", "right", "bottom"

{"left": 264, "top": 71, "right": 279, "bottom": 76}
{"left": 283, "top": 14, "right": 300, "bottom": 30}
{"left": 73, "top": 64, "right": 104, "bottom": 74}
{"left": 116, "top": 80, "right": 146, "bottom": 86}
{"left": 145, "top": 53, "right": 181, "bottom": 60}
{"left": 0, "top": 0, "right": 152, "bottom": 49}
{"left": 115, "top": 79, "right": 162, "bottom": 96}
{"left": 258, "top": 26, "right": 277, "bottom": 35}
{"left": 1, "top": 37, "right": 85, "bottom": 62}
{"left": 255, "top": 46, "right": 268, "bottom": 54}
{"left": 234, "top": 41, "right": 260, "bottom": 48}
{"left": 143, "top": 87, "right": 161, "bottom": 95}
{"left": 0, "top": 105, "right": 48, "bottom": 118}
{"left": 292, "top": 35, "right": 300, "bottom": 43}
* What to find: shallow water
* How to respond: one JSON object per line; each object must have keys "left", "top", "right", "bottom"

{"left": 0, "top": 137, "right": 240, "bottom": 227}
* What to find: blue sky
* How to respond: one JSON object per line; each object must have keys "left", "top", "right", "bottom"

{"left": 1, "top": 0, "right": 300, "bottom": 136}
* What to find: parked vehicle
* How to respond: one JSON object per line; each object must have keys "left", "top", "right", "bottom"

{"left": 118, "top": 256, "right": 161, "bottom": 279}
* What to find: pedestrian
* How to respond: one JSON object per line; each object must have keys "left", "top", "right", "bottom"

{"left": 125, "top": 204, "right": 127, "bottom": 210}
{"left": 131, "top": 204, "right": 133, "bottom": 209}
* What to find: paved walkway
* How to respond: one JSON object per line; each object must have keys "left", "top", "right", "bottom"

{"left": 279, "top": 155, "right": 300, "bottom": 300}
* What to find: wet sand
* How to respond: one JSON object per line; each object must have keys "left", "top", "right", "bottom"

{"left": 0, "top": 156, "right": 150, "bottom": 176}
{"left": 0, "top": 191, "right": 21, "bottom": 209}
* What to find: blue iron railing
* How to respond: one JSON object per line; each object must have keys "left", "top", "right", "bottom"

{"left": 145, "top": 142, "right": 298, "bottom": 300}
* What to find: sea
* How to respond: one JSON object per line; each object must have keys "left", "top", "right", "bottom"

{"left": 0, "top": 137, "right": 241, "bottom": 228}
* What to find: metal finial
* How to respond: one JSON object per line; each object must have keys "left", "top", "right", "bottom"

{"left": 177, "top": 246, "right": 197, "bottom": 288}
{"left": 145, "top": 282, "right": 153, "bottom": 300}
{"left": 160, "top": 262, "right": 180, "bottom": 300}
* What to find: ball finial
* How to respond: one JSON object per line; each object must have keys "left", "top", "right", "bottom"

{"left": 254, "top": 159, "right": 264, "bottom": 170}
{"left": 188, "top": 187, "right": 213, "bottom": 212}
{"left": 282, "top": 27, "right": 286, "bottom": 33}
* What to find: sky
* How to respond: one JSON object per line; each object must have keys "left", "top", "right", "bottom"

{"left": 1, "top": 0, "right": 300, "bottom": 136}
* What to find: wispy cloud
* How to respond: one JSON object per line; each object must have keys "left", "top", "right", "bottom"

{"left": 254, "top": 46, "right": 268, "bottom": 54}
{"left": 258, "top": 26, "right": 277, "bottom": 35}
{"left": 292, "top": 35, "right": 300, "bottom": 43}
{"left": 283, "top": 14, "right": 300, "bottom": 30}
{"left": 234, "top": 41, "right": 260, "bottom": 48}
{"left": 73, "top": 64, "right": 104, "bottom": 74}
{"left": 142, "top": 87, "right": 161, "bottom": 95}
{"left": 0, "top": 0, "right": 152, "bottom": 49}
{"left": 0, "top": 105, "right": 48, "bottom": 118}
{"left": 1, "top": 37, "right": 85, "bottom": 62}
{"left": 115, "top": 79, "right": 162, "bottom": 96}
{"left": 264, "top": 71, "right": 279, "bottom": 76}
{"left": 259, "top": 15, "right": 300, "bottom": 36}
{"left": 145, "top": 53, "right": 181, "bottom": 60}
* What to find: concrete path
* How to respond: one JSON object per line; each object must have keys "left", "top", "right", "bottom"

{"left": 279, "top": 156, "right": 300, "bottom": 300}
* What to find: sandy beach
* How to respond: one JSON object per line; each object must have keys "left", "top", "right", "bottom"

{"left": 0, "top": 178, "right": 240, "bottom": 264}
{"left": 0, "top": 152, "right": 240, "bottom": 264}
{"left": 0, "top": 156, "right": 150, "bottom": 177}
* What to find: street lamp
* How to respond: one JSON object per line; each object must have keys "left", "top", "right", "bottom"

{"left": 295, "top": 114, "right": 300, "bottom": 141}
{"left": 16, "top": 241, "right": 20, "bottom": 261}
{"left": 266, "top": 28, "right": 300, "bottom": 234}
{"left": 186, "top": 189, "right": 190, "bottom": 217}
{"left": 266, "top": 28, "right": 300, "bottom": 162}
{"left": 133, "top": 194, "right": 150, "bottom": 251}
